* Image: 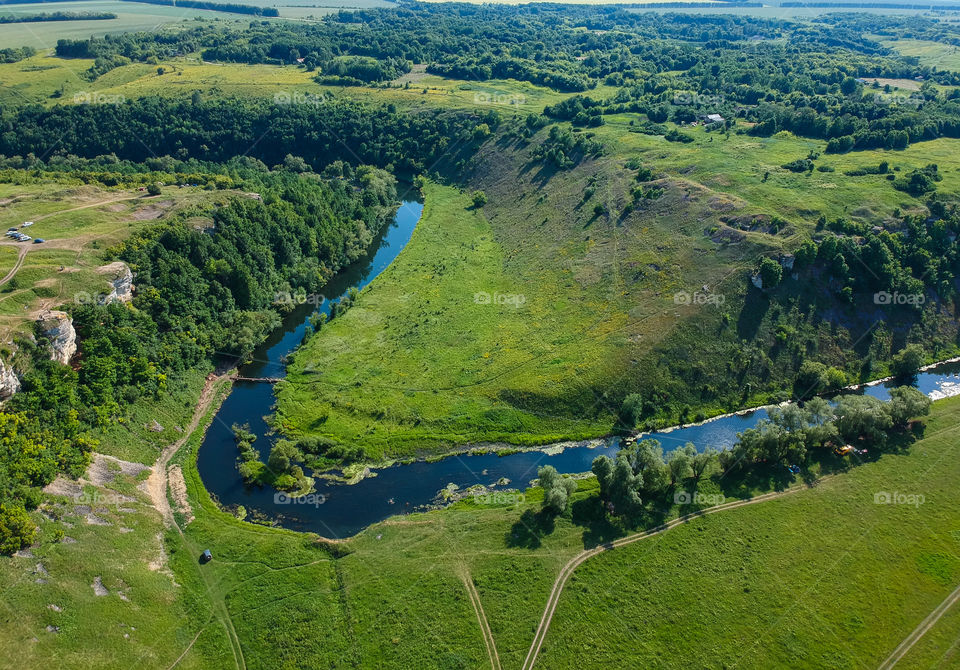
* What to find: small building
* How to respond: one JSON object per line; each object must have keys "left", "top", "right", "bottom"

{"left": 704, "top": 113, "right": 725, "bottom": 124}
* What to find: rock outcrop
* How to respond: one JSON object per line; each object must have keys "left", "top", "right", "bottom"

{"left": 0, "top": 357, "right": 19, "bottom": 399}
{"left": 37, "top": 311, "right": 77, "bottom": 365}
{"left": 97, "top": 261, "right": 134, "bottom": 304}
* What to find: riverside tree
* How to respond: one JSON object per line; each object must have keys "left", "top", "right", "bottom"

{"left": 537, "top": 465, "right": 577, "bottom": 515}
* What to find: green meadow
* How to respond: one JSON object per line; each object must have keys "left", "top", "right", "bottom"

{"left": 276, "top": 121, "right": 960, "bottom": 456}
{"left": 13, "top": 379, "right": 957, "bottom": 669}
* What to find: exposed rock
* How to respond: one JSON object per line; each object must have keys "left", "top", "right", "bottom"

{"left": 92, "top": 576, "right": 108, "bottom": 596}
{"left": 97, "top": 262, "right": 134, "bottom": 304}
{"left": 0, "top": 357, "right": 19, "bottom": 400}
{"left": 147, "top": 420, "right": 164, "bottom": 433}
{"left": 750, "top": 273, "right": 763, "bottom": 289}
{"left": 36, "top": 311, "right": 76, "bottom": 365}
{"left": 779, "top": 254, "right": 795, "bottom": 271}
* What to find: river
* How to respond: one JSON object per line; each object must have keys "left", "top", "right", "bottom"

{"left": 197, "top": 197, "right": 960, "bottom": 539}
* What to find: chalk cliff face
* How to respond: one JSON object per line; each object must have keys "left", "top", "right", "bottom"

{"left": 98, "top": 261, "right": 134, "bottom": 304}
{"left": 0, "top": 358, "right": 19, "bottom": 399}
{"left": 37, "top": 311, "right": 77, "bottom": 365}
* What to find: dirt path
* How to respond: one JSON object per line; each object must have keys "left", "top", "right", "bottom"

{"left": 877, "top": 581, "right": 960, "bottom": 670}
{"left": 143, "top": 369, "right": 247, "bottom": 670}
{"left": 144, "top": 371, "right": 231, "bottom": 525}
{"left": 459, "top": 567, "right": 501, "bottom": 670}
{"left": 0, "top": 246, "right": 27, "bottom": 287}
{"left": 520, "top": 485, "right": 818, "bottom": 670}
{"left": 33, "top": 195, "right": 141, "bottom": 222}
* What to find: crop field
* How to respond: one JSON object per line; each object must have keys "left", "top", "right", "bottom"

{"left": 0, "top": 2, "right": 243, "bottom": 48}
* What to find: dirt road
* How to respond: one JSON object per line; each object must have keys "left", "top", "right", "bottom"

{"left": 878, "top": 581, "right": 960, "bottom": 670}
{"left": 520, "top": 485, "right": 818, "bottom": 670}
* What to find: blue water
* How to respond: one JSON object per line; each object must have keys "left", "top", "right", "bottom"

{"left": 197, "top": 197, "right": 960, "bottom": 539}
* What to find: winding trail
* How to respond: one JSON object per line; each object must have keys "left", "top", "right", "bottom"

{"left": 877, "top": 581, "right": 960, "bottom": 670}
{"left": 520, "top": 484, "right": 819, "bottom": 670}
{"left": 143, "top": 369, "right": 248, "bottom": 670}
{"left": 459, "top": 567, "right": 501, "bottom": 670}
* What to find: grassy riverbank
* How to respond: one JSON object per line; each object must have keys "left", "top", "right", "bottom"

{"left": 277, "top": 181, "right": 618, "bottom": 457}
{"left": 181, "top": 392, "right": 960, "bottom": 669}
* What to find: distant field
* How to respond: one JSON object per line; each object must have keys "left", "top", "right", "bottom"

{"left": 884, "top": 37, "right": 960, "bottom": 71}
{"left": 0, "top": 0, "right": 392, "bottom": 47}
{"left": 0, "top": 2, "right": 243, "bottom": 48}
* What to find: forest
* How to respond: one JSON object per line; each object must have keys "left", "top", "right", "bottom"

{"left": 0, "top": 161, "right": 397, "bottom": 553}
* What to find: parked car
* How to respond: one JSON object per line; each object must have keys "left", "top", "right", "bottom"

{"left": 33, "top": 238, "right": 44, "bottom": 244}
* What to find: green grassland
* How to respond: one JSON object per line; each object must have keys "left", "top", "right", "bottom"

{"left": 883, "top": 37, "right": 960, "bottom": 71}
{"left": 0, "top": 51, "right": 616, "bottom": 111}
{"left": 277, "top": 182, "right": 620, "bottom": 456}
{"left": 0, "top": 459, "right": 210, "bottom": 669}
{"left": 537, "top": 397, "right": 960, "bottom": 669}
{"left": 276, "top": 120, "right": 960, "bottom": 456}
{"left": 895, "top": 588, "right": 960, "bottom": 669}
{"left": 81, "top": 385, "right": 960, "bottom": 669}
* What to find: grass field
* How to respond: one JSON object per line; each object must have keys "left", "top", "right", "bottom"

{"left": 166, "top": 391, "right": 960, "bottom": 668}
{"left": 0, "top": 455, "right": 211, "bottom": 669}
{"left": 536, "top": 397, "right": 960, "bottom": 669}
{"left": 5, "top": 339, "right": 960, "bottom": 669}
{"left": 277, "top": 181, "right": 623, "bottom": 457}
{"left": 883, "top": 37, "right": 960, "bottom": 71}
{"left": 276, "top": 121, "right": 960, "bottom": 456}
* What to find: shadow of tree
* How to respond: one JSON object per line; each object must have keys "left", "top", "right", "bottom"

{"left": 506, "top": 509, "right": 556, "bottom": 549}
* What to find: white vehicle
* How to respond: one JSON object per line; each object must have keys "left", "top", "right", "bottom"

{"left": 21, "top": 221, "right": 33, "bottom": 227}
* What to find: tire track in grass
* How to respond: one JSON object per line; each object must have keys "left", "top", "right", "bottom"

{"left": 878, "top": 581, "right": 960, "bottom": 670}
{"left": 459, "top": 566, "right": 501, "bottom": 670}
{"left": 520, "top": 485, "right": 817, "bottom": 670}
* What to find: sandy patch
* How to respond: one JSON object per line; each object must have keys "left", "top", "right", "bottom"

{"left": 87, "top": 453, "right": 152, "bottom": 487}
{"left": 43, "top": 477, "right": 82, "bottom": 498}
{"left": 168, "top": 465, "right": 194, "bottom": 524}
